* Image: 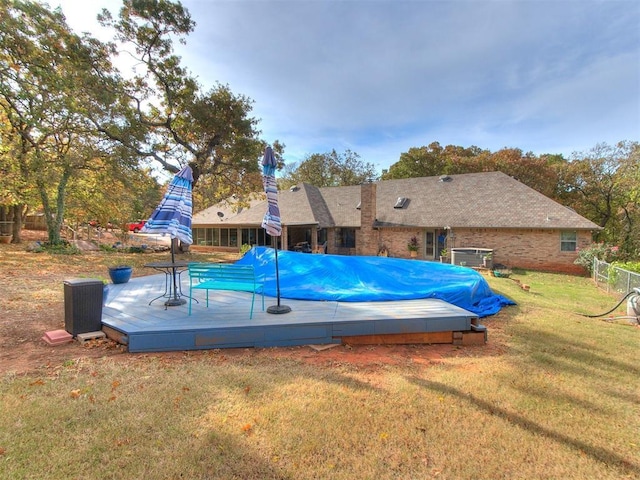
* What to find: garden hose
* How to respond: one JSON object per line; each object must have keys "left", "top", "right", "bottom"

{"left": 579, "top": 288, "right": 640, "bottom": 324}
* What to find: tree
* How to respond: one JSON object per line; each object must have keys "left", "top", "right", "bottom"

{"left": 281, "top": 149, "right": 377, "bottom": 188}
{"left": 0, "top": 0, "right": 157, "bottom": 244}
{"left": 0, "top": 1, "right": 114, "bottom": 243}
{"left": 558, "top": 141, "right": 640, "bottom": 258}
{"left": 618, "top": 143, "right": 640, "bottom": 257}
{"left": 381, "top": 142, "right": 485, "bottom": 179}
{"left": 480, "top": 148, "right": 562, "bottom": 199}
{"left": 0, "top": 111, "right": 35, "bottom": 240}
{"left": 382, "top": 142, "right": 563, "bottom": 198}
{"left": 64, "top": 159, "right": 162, "bottom": 231}
{"left": 382, "top": 142, "right": 447, "bottom": 179}
{"left": 94, "top": 0, "right": 270, "bottom": 200}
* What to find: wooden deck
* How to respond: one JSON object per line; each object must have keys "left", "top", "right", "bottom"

{"left": 101, "top": 274, "right": 485, "bottom": 353}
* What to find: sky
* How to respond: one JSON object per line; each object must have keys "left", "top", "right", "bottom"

{"left": 55, "top": 0, "right": 639, "bottom": 174}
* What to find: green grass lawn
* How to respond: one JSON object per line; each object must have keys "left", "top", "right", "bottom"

{"left": 1, "top": 263, "right": 638, "bottom": 479}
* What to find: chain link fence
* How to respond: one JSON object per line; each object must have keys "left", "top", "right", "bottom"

{"left": 593, "top": 258, "right": 640, "bottom": 297}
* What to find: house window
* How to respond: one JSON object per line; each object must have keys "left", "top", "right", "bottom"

{"left": 194, "top": 228, "right": 204, "bottom": 245}
{"left": 194, "top": 228, "right": 213, "bottom": 246}
{"left": 193, "top": 228, "right": 239, "bottom": 247}
{"left": 560, "top": 231, "right": 577, "bottom": 252}
{"left": 219, "top": 228, "right": 238, "bottom": 247}
{"left": 335, "top": 228, "right": 356, "bottom": 248}
{"left": 241, "top": 228, "right": 267, "bottom": 246}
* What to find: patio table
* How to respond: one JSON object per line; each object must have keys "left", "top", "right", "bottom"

{"left": 144, "top": 261, "right": 196, "bottom": 308}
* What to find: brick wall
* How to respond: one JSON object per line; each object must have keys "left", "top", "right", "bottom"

{"left": 377, "top": 228, "right": 424, "bottom": 258}
{"left": 452, "top": 228, "right": 592, "bottom": 274}
{"left": 373, "top": 227, "right": 592, "bottom": 274}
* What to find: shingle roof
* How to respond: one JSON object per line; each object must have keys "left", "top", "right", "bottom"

{"left": 279, "top": 184, "right": 327, "bottom": 226}
{"left": 192, "top": 172, "right": 600, "bottom": 231}
{"left": 374, "top": 172, "right": 600, "bottom": 229}
{"left": 318, "top": 185, "right": 361, "bottom": 227}
{"left": 192, "top": 183, "right": 334, "bottom": 227}
{"left": 192, "top": 195, "right": 265, "bottom": 225}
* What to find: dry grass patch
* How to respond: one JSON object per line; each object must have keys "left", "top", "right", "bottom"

{"left": 0, "top": 241, "right": 639, "bottom": 479}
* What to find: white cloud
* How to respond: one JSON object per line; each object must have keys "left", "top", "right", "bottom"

{"left": 56, "top": 0, "right": 640, "bottom": 170}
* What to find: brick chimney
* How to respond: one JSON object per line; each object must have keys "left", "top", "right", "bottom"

{"left": 358, "top": 182, "right": 378, "bottom": 256}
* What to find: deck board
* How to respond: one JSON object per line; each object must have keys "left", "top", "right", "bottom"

{"left": 101, "top": 273, "right": 480, "bottom": 352}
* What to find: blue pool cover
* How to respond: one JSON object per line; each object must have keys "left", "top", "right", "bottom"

{"left": 236, "top": 247, "right": 515, "bottom": 318}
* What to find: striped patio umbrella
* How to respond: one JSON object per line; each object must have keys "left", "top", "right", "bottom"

{"left": 261, "top": 146, "right": 282, "bottom": 236}
{"left": 141, "top": 165, "right": 193, "bottom": 306}
{"left": 261, "top": 146, "right": 290, "bottom": 314}
{"left": 141, "top": 165, "right": 193, "bottom": 248}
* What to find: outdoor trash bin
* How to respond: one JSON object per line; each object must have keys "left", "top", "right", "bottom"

{"left": 64, "top": 279, "right": 104, "bottom": 336}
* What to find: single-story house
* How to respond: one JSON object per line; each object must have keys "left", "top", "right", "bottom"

{"left": 191, "top": 171, "right": 601, "bottom": 274}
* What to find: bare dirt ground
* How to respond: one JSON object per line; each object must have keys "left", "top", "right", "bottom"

{"left": 1, "top": 230, "right": 507, "bottom": 375}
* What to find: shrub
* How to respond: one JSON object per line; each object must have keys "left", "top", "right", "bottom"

{"left": 32, "top": 240, "right": 81, "bottom": 255}
{"left": 574, "top": 243, "right": 620, "bottom": 273}
{"left": 611, "top": 261, "right": 640, "bottom": 275}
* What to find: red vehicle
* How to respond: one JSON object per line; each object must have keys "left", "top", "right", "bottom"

{"left": 127, "top": 220, "right": 147, "bottom": 233}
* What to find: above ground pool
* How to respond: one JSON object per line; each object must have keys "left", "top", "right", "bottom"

{"left": 236, "top": 247, "right": 515, "bottom": 318}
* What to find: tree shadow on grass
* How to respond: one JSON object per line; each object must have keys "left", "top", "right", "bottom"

{"left": 510, "top": 327, "right": 640, "bottom": 378}
{"left": 407, "top": 376, "right": 640, "bottom": 477}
